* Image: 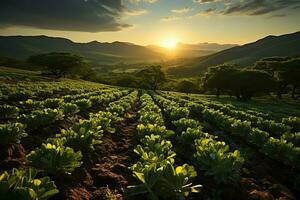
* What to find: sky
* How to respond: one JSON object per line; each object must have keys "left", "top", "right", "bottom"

{"left": 0, "top": 0, "right": 300, "bottom": 46}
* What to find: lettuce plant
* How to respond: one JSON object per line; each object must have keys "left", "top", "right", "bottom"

{"left": 127, "top": 162, "right": 201, "bottom": 200}
{"left": 282, "top": 117, "right": 300, "bottom": 132}
{"left": 59, "top": 102, "right": 80, "bottom": 116}
{"left": 107, "top": 103, "right": 125, "bottom": 115}
{"left": 173, "top": 118, "right": 201, "bottom": 133}
{"left": 0, "top": 168, "right": 59, "bottom": 200}
{"left": 18, "top": 109, "right": 64, "bottom": 129}
{"left": 0, "top": 123, "right": 27, "bottom": 145}
{"left": 0, "top": 105, "right": 20, "bottom": 119}
{"left": 137, "top": 124, "right": 174, "bottom": 138}
{"left": 27, "top": 143, "right": 82, "bottom": 175}
{"left": 43, "top": 98, "right": 64, "bottom": 109}
{"left": 59, "top": 119, "right": 103, "bottom": 153}
{"left": 194, "top": 138, "right": 244, "bottom": 184}
{"left": 72, "top": 99, "right": 92, "bottom": 111}
{"left": 169, "top": 107, "right": 190, "bottom": 121}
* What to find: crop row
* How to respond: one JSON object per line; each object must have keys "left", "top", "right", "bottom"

{"left": 0, "top": 88, "right": 129, "bottom": 125}
{"left": 162, "top": 92, "right": 300, "bottom": 136}
{"left": 0, "top": 91, "right": 138, "bottom": 199}
{"left": 127, "top": 92, "right": 201, "bottom": 200}
{"left": 0, "top": 80, "right": 110, "bottom": 102}
{"left": 153, "top": 93, "right": 245, "bottom": 184}
{"left": 161, "top": 93, "right": 300, "bottom": 169}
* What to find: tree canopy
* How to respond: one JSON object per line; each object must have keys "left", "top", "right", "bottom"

{"left": 28, "top": 52, "right": 85, "bottom": 78}
{"left": 202, "top": 64, "right": 276, "bottom": 100}
{"left": 136, "top": 66, "right": 166, "bottom": 90}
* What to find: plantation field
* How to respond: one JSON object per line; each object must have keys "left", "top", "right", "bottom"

{"left": 0, "top": 68, "right": 300, "bottom": 200}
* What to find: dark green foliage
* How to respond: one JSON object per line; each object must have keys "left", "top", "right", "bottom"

{"left": 0, "top": 123, "right": 27, "bottom": 145}
{"left": 27, "top": 143, "right": 82, "bottom": 175}
{"left": 202, "top": 64, "right": 276, "bottom": 100}
{"left": 28, "top": 52, "right": 85, "bottom": 78}
{"left": 0, "top": 168, "right": 59, "bottom": 200}
{"left": 136, "top": 66, "right": 166, "bottom": 90}
{"left": 177, "top": 80, "right": 199, "bottom": 94}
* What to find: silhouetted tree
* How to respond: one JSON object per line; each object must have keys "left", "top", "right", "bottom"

{"left": 202, "top": 64, "right": 239, "bottom": 97}
{"left": 202, "top": 64, "right": 276, "bottom": 100}
{"left": 28, "top": 52, "right": 85, "bottom": 78}
{"left": 178, "top": 80, "right": 199, "bottom": 94}
{"left": 137, "top": 66, "right": 166, "bottom": 90}
{"left": 254, "top": 57, "right": 300, "bottom": 99}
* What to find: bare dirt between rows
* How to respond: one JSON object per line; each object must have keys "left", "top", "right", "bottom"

{"left": 50, "top": 102, "right": 140, "bottom": 200}
{"left": 154, "top": 95, "right": 298, "bottom": 200}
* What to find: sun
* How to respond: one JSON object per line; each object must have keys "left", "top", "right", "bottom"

{"left": 161, "top": 38, "right": 178, "bottom": 49}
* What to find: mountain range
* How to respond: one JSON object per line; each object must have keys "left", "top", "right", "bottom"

{"left": 1, "top": 31, "right": 300, "bottom": 76}
{"left": 0, "top": 35, "right": 234, "bottom": 66}
{"left": 167, "top": 31, "right": 300, "bottom": 76}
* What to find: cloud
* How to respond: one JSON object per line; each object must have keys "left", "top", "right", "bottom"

{"left": 128, "top": 0, "right": 158, "bottom": 3}
{"left": 0, "top": 0, "right": 131, "bottom": 32}
{"left": 193, "top": 0, "right": 219, "bottom": 4}
{"left": 197, "top": 8, "right": 218, "bottom": 16}
{"left": 171, "top": 7, "right": 192, "bottom": 14}
{"left": 223, "top": 0, "right": 300, "bottom": 16}
{"left": 124, "top": 9, "right": 148, "bottom": 16}
{"left": 195, "top": 0, "right": 300, "bottom": 17}
{"left": 161, "top": 16, "right": 181, "bottom": 22}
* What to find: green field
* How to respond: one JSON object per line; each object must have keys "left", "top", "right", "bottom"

{"left": 1, "top": 67, "right": 299, "bottom": 200}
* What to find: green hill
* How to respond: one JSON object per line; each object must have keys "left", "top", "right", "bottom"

{"left": 0, "top": 35, "right": 164, "bottom": 65}
{"left": 168, "top": 31, "right": 300, "bottom": 77}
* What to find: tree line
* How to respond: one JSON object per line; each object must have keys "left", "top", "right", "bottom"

{"left": 202, "top": 57, "right": 300, "bottom": 100}
{"left": 2, "top": 52, "right": 298, "bottom": 100}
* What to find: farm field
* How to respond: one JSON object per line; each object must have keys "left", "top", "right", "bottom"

{"left": 0, "top": 68, "right": 300, "bottom": 200}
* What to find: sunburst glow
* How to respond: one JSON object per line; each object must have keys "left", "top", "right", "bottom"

{"left": 161, "top": 38, "right": 178, "bottom": 49}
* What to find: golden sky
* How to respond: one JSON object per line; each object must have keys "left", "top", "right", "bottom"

{"left": 1, "top": 0, "right": 300, "bottom": 46}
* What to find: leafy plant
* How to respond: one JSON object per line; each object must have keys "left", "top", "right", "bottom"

{"left": 90, "top": 111, "right": 122, "bottom": 133}
{"left": 282, "top": 132, "right": 300, "bottom": 146}
{"left": 173, "top": 118, "right": 201, "bottom": 133}
{"left": 0, "top": 105, "right": 20, "bottom": 119}
{"left": 0, "top": 123, "right": 27, "bottom": 145}
{"left": 58, "top": 119, "right": 104, "bottom": 153}
{"left": 127, "top": 162, "right": 201, "bottom": 200}
{"left": 72, "top": 99, "right": 92, "bottom": 111}
{"left": 282, "top": 117, "right": 300, "bottom": 132}
{"left": 8, "top": 90, "right": 32, "bottom": 101}
{"left": 257, "top": 119, "right": 291, "bottom": 136}
{"left": 169, "top": 107, "right": 190, "bottom": 121}
{"left": 18, "top": 109, "right": 64, "bottom": 129}
{"left": 27, "top": 143, "right": 82, "bottom": 175}
{"left": 186, "top": 102, "right": 205, "bottom": 116}
{"left": 194, "top": 138, "right": 244, "bottom": 184}
{"left": 43, "top": 98, "right": 63, "bottom": 109}
{"left": 107, "top": 103, "right": 125, "bottom": 115}
{"left": 180, "top": 128, "right": 207, "bottom": 144}
{"left": 137, "top": 124, "right": 174, "bottom": 138}
{"left": 0, "top": 168, "right": 59, "bottom": 200}
{"left": 139, "top": 113, "right": 164, "bottom": 126}
{"left": 59, "top": 102, "right": 80, "bottom": 116}
{"left": 262, "top": 137, "right": 299, "bottom": 166}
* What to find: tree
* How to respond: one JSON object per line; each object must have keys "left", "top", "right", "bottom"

{"left": 177, "top": 80, "right": 199, "bottom": 94}
{"left": 202, "top": 64, "right": 239, "bottom": 97}
{"left": 202, "top": 65, "right": 276, "bottom": 101}
{"left": 28, "top": 53, "right": 85, "bottom": 78}
{"left": 137, "top": 66, "right": 166, "bottom": 90}
{"left": 231, "top": 70, "right": 276, "bottom": 101}
{"left": 278, "top": 58, "right": 300, "bottom": 99}
{"left": 254, "top": 57, "right": 300, "bottom": 99}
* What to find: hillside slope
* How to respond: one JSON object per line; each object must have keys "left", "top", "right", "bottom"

{"left": 169, "top": 31, "right": 300, "bottom": 77}
{"left": 0, "top": 35, "right": 164, "bottom": 65}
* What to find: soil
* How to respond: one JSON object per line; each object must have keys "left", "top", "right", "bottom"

{"left": 154, "top": 95, "right": 299, "bottom": 200}
{"left": 50, "top": 100, "right": 140, "bottom": 200}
